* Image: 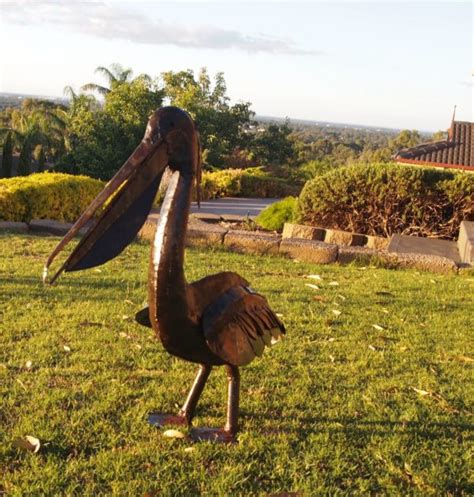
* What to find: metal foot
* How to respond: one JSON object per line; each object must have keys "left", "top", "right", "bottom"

{"left": 188, "top": 365, "right": 240, "bottom": 444}
{"left": 190, "top": 427, "right": 237, "bottom": 444}
{"left": 148, "top": 412, "right": 188, "bottom": 427}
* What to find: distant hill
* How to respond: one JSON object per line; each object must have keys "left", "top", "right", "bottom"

{"left": 255, "top": 114, "right": 402, "bottom": 135}
{"left": 0, "top": 92, "right": 68, "bottom": 111}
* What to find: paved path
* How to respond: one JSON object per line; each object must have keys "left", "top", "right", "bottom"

{"left": 150, "top": 197, "right": 280, "bottom": 221}
{"left": 190, "top": 197, "right": 279, "bottom": 217}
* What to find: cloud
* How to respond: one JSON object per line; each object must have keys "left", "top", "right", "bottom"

{"left": 1, "top": 1, "right": 320, "bottom": 55}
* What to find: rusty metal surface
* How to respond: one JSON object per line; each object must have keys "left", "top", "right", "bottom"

{"left": 45, "top": 106, "right": 286, "bottom": 442}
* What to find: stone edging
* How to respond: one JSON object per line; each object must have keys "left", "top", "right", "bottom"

{"left": 0, "top": 218, "right": 461, "bottom": 274}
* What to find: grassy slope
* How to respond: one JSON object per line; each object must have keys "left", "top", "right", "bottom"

{"left": 0, "top": 234, "right": 473, "bottom": 496}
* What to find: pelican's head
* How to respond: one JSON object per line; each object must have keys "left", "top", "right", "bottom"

{"left": 43, "top": 106, "right": 200, "bottom": 284}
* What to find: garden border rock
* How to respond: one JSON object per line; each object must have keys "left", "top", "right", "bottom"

{"left": 224, "top": 230, "right": 281, "bottom": 255}
{"left": 0, "top": 217, "right": 467, "bottom": 274}
{"left": 0, "top": 221, "right": 29, "bottom": 233}
{"left": 280, "top": 238, "right": 338, "bottom": 264}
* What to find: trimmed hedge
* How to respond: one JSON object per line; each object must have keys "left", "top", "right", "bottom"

{"left": 200, "top": 168, "right": 299, "bottom": 200}
{"left": 256, "top": 197, "right": 297, "bottom": 232}
{"left": 296, "top": 163, "right": 474, "bottom": 240}
{"left": 0, "top": 173, "right": 104, "bottom": 222}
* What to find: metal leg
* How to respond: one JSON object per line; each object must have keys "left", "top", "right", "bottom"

{"left": 189, "top": 365, "right": 240, "bottom": 443}
{"left": 178, "top": 364, "right": 212, "bottom": 423}
{"left": 148, "top": 364, "right": 211, "bottom": 428}
{"left": 224, "top": 365, "right": 240, "bottom": 435}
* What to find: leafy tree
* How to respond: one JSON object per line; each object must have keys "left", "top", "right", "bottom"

{"left": 162, "top": 68, "right": 253, "bottom": 168}
{"left": 298, "top": 159, "right": 334, "bottom": 180}
{"left": 432, "top": 130, "right": 447, "bottom": 141}
{"left": 104, "top": 79, "right": 164, "bottom": 142}
{"left": 60, "top": 78, "right": 164, "bottom": 179}
{"left": 250, "top": 120, "right": 296, "bottom": 167}
{"left": 389, "top": 129, "right": 422, "bottom": 151}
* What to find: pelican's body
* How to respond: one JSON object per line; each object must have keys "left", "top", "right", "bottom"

{"left": 45, "top": 107, "right": 285, "bottom": 442}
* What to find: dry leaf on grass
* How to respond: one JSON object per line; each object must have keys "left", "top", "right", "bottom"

{"left": 305, "top": 283, "right": 320, "bottom": 290}
{"left": 13, "top": 435, "right": 41, "bottom": 453}
{"left": 16, "top": 378, "right": 27, "bottom": 390}
{"left": 372, "top": 324, "right": 384, "bottom": 331}
{"left": 328, "top": 281, "right": 339, "bottom": 286}
{"left": 63, "top": 345, "right": 71, "bottom": 352}
{"left": 411, "top": 387, "right": 430, "bottom": 396}
{"left": 24, "top": 360, "right": 32, "bottom": 370}
{"left": 368, "top": 345, "right": 378, "bottom": 351}
{"left": 184, "top": 447, "right": 195, "bottom": 453}
{"left": 331, "top": 309, "right": 342, "bottom": 316}
{"left": 375, "top": 291, "right": 394, "bottom": 297}
{"left": 307, "top": 274, "right": 322, "bottom": 280}
{"left": 337, "top": 294, "right": 346, "bottom": 301}
{"left": 456, "top": 355, "right": 474, "bottom": 363}
{"left": 163, "top": 429, "right": 186, "bottom": 439}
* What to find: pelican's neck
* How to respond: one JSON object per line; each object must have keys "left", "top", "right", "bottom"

{"left": 149, "top": 170, "right": 192, "bottom": 324}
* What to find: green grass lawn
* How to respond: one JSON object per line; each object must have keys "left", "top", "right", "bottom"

{"left": 1, "top": 234, "right": 473, "bottom": 496}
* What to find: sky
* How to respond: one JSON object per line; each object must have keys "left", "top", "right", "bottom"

{"left": 0, "top": 0, "right": 472, "bottom": 131}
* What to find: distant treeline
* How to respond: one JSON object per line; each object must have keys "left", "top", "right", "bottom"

{"left": 0, "top": 63, "right": 446, "bottom": 183}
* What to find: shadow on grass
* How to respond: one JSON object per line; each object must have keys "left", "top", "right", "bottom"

{"left": 247, "top": 412, "right": 474, "bottom": 440}
{"left": 0, "top": 275, "right": 123, "bottom": 289}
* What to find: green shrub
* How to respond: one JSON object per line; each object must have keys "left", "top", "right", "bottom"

{"left": 0, "top": 172, "right": 104, "bottom": 222}
{"left": 199, "top": 168, "right": 300, "bottom": 200}
{"left": 256, "top": 197, "right": 297, "bottom": 231}
{"left": 201, "top": 169, "right": 243, "bottom": 199}
{"left": 240, "top": 173, "right": 298, "bottom": 198}
{"left": 295, "top": 163, "right": 474, "bottom": 240}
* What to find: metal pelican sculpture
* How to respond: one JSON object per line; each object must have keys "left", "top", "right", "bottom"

{"left": 44, "top": 107, "right": 285, "bottom": 442}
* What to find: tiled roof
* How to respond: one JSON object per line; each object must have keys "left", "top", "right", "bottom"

{"left": 395, "top": 121, "right": 474, "bottom": 170}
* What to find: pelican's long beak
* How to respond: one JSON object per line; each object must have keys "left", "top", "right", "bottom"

{"left": 43, "top": 134, "right": 169, "bottom": 284}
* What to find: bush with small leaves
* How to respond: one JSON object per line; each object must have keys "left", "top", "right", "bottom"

{"left": 295, "top": 163, "right": 474, "bottom": 240}
{"left": 255, "top": 197, "right": 297, "bottom": 232}
{"left": 0, "top": 172, "right": 104, "bottom": 222}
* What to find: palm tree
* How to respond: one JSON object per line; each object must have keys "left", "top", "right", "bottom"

{"left": 10, "top": 112, "right": 44, "bottom": 176}
{"left": 0, "top": 100, "right": 66, "bottom": 176}
{"left": 82, "top": 64, "right": 133, "bottom": 95}
{"left": 81, "top": 63, "right": 152, "bottom": 96}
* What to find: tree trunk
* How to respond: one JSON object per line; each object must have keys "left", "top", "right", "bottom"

{"left": 1, "top": 132, "right": 13, "bottom": 178}
{"left": 17, "top": 143, "right": 32, "bottom": 176}
{"left": 37, "top": 147, "right": 46, "bottom": 173}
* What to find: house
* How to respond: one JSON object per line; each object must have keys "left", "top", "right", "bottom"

{"left": 395, "top": 119, "right": 474, "bottom": 171}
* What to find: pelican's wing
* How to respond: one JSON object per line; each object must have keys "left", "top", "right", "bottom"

{"left": 135, "top": 271, "right": 249, "bottom": 328}
{"left": 202, "top": 286, "right": 285, "bottom": 366}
